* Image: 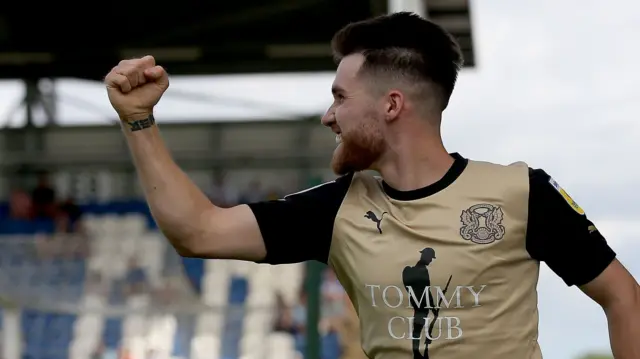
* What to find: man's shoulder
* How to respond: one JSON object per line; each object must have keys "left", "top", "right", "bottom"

{"left": 463, "top": 158, "right": 531, "bottom": 185}
{"left": 284, "top": 173, "right": 355, "bottom": 202}
{"left": 468, "top": 157, "right": 530, "bottom": 171}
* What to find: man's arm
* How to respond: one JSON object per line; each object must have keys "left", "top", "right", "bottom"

{"left": 105, "top": 56, "right": 351, "bottom": 265}
{"left": 123, "top": 121, "right": 352, "bottom": 264}
{"left": 581, "top": 261, "right": 640, "bottom": 359}
{"left": 526, "top": 168, "right": 640, "bottom": 359}
{"left": 121, "top": 123, "right": 261, "bottom": 260}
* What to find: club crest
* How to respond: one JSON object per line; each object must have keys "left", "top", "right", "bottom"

{"left": 459, "top": 203, "right": 506, "bottom": 244}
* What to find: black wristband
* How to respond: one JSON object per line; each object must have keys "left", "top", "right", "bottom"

{"left": 127, "top": 114, "right": 156, "bottom": 132}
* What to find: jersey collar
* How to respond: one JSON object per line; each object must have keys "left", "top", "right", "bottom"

{"left": 381, "top": 153, "right": 468, "bottom": 201}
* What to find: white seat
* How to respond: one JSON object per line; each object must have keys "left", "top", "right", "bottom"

{"left": 202, "top": 276, "right": 229, "bottom": 306}
{"left": 240, "top": 332, "right": 265, "bottom": 357}
{"left": 101, "top": 215, "right": 122, "bottom": 235}
{"left": 71, "top": 294, "right": 105, "bottom": 359}
{"left": 81, "top": 293, "right": 105, "bottom": 309}
{"left": 120, "top": 214, "right": 147, "bottom": 236}
{"left": 195, "top": 312, "right": 224, "bottom": 336}
{"left": 138, "top": 235, "right": 165, "bottom": 275}
{"left": 146, "top": 314, "right": 177, "bottom": 355}
{"left": 228, "top": 260, "right": 253, "bottom": 276}
{"left": 69, "top": 338, "right": 96, "bottom": 359}
{"left": 191, "top": 335, "right": 221, "bottom": 359}
{"left": 207, "top": 260, "right": 229, "bottom": 275}
{"left": 247, "top": 289, "right": 274, "bottom": 305}
{"left": 267, "top": 333, "right": 297, "bottom": 359}
{"left": 123, "top": 336, "right": 149, "bottom": 359}
{"left": 82, "top": 215, "right": 101, "bottom": 235}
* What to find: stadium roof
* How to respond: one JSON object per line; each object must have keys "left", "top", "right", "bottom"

{"left": 0, "top": 0, "right": 475, "bottom": 80}
{"left": 0, "top": 0, "right": 476, "bottom": 127}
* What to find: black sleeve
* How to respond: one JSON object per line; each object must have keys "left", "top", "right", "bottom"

{"left": 526, "top": 168, "right": 616, "bottom": 286}
{"left": 247, "top": 173, "right": 353, "bottom": 265}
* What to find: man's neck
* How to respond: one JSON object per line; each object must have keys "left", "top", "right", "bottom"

{"left": 376, "top": 137, "right": 454, "bottom": 192}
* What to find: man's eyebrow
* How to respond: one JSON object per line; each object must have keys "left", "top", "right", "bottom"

{"left": 331, "top": 85, "right": 345, "bottom": 95}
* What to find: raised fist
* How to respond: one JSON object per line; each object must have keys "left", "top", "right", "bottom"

{"left": 105, "top": 55, "right": 169, "bottom": 121}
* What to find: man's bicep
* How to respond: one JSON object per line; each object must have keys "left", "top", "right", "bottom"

{"left": 526, "top": 168, "right": 616, "bottom": 286}
{"left": 189, "top": 204, "right": 267, "bottom": 262}
{"left": 248, "top": 174, "right": 353, "bottom": 265}
{"left": 579, "top": 259, "right": 639, "bottom": 308}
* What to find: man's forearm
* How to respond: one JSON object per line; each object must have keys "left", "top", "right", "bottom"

{"left": 121, "top": 118, "right": 215, "bottom": 255}
{"left": 607, "top": 292, "right": 640, "bottom": 359}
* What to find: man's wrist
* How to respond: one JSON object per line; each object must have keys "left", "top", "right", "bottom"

{"left": 120, "top": 109, "right": 153, "bottom": 121}
{"left": 122, "top": 114, "right": 156, "bottom": 132}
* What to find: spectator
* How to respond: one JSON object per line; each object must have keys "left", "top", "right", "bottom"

{"left": 9, "top": 189, "right": 32, "bottom": 220}
{"left": 292, "top": 291, "right": 307, "bottom": 335}
{"left": 57, "top": 197, "right": 83, "bottom": 233}
{"left": 31, "top": 172, "right": 56, "bottom": 219}
{"left": 337, "top": 296, "right": 368, "bottom": 359}
{"left": 117, "top": 346, "right": 131, "bottom": 359}
{"left": 273, "top": 293, "right": 295, "bottom": 334}
{"left": 321, "top": 269, "right": 345, "bottom": 320}
{"left": 86, "top": 271, "right": 107, "bottom": 296}
{"left": 145, "top": 349, "right": 158, "bottom": 359}
{"left": 291, "top": 291, "right": 308, "bottom": 356}
{"left": 124, "top": 258, "right": 148, "bottom": 297}
{"left": 91, "top": 342, "right": 105, "bottom": 359}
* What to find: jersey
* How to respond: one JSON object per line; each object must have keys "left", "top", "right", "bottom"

{"left": 247, "top": 153, "right": 616, "bottom": 359}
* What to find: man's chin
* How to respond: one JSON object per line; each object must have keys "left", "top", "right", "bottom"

{"left": 331, "top": 154, "right": 371, "bottom": 176}
{"left": 330, "top": 140, "right": 380, "bottom": 175}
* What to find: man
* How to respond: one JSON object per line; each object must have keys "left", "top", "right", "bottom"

{"left": 402, "top": 247, "right": 439, "bottom": 359}
{"left": 105, "top": 12, "right": 639, "bottom": 359}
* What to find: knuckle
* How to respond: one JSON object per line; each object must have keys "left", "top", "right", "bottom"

{"left": 143, "top": 55, "right": 156, "bottom": 64}
{"left": 114, "top": 76, "right": 128, "bottom": 85}
{"left": 105, "top": 73, "right": 118, "bottom": 84}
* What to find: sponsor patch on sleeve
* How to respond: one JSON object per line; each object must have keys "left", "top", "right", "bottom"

{"left": 549, "top": 177, "right": 585, "bottom": 215}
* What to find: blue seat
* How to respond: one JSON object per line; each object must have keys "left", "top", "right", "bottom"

{"left": 22, "top": 311, "right": 75, "bottom": 359}
{"left": 220, "top": 277, "right": 248, "bottom": 359}
{"left": 103, "top": 317, "right": 123, "bottom": 350}
{"left": 181, "top": 257, "right": 205, "bottom": 294}
{"left": 172, "top": 315, "right": 195, "bottom": 359}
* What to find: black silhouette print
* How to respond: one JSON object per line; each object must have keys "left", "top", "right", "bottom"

{"left": 364, "top": 210, "right": 387, "bottom": 234}
{"left": 402, "top": 247, "right": 452, "bottom": 359}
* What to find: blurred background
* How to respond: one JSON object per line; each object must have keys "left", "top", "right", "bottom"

{"left": 0, "top": 1, "right": 637, "bottom": 359}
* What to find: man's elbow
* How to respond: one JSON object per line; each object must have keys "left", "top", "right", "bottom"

{"left": 157, "top": 207, "right": 220, "bottom": 258}
{"left": 159, "top": 205, "right": 266, "bottom": 261}
{"left": 162, "top": 231, "right": 205, "bottom": 258}
{"left": 157, "top": 213, "right": 216, "bottom": 258}
{"left": 174, "top": 243, "right": 202, "bottom": 258}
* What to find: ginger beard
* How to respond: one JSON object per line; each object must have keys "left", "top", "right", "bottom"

{"left": 331, "top": 113, "right": 386, "bottom": 176}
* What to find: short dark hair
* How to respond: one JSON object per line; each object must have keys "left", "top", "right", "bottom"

{"left": 331, "top": 12, "right": 463, "bottom": 111}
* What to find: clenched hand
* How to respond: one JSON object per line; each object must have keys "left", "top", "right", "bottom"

{"left": 105, "top": 55, "right": 169, "bottom": 122}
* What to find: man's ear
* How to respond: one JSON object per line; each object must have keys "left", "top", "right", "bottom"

{"left": 384, "top": 90, "right": 405, "bottom": 122}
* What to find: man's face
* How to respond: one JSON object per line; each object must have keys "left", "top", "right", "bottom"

{"left": 322, "top": 54, "right": 386, "bottom": 175}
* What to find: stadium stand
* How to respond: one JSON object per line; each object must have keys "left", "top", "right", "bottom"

{"left": 0, "top": 187, "right": 352, "bottom": 359}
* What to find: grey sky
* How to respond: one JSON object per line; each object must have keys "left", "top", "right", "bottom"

{"left": 0, "top": 0, "right": 638, "bottom": 357}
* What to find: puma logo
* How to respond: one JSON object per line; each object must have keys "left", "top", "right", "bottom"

{"left": 364, "top": 210, "right": 387, "bottom": 234}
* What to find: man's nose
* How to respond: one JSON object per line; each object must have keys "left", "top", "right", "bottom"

{"left": 321, "top": 110, "right": 335, "bottom": 127}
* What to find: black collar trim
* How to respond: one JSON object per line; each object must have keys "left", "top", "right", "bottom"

{"left": 382, "top": 153, "right": 468, "bottom": 201}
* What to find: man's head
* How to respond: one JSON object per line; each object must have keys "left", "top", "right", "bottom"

{"left": 419, "top": 247, "right": 436, "bottom": 264}
{"left": 322, "top": 12, "right": 463, "bottom": 175}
